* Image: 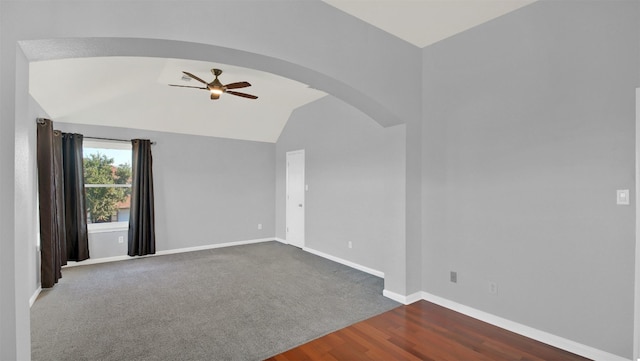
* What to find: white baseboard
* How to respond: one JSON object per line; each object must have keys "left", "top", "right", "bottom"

{"left": 63, "top": 237, "right": 276, "bottom": 268}
{"left": 29, "top": 287, "right": 42, "bottom": 308}
{"left": 41, "top": 237, "right": 628, "bottom": 360}
{"left": 382, "top": 289, "right": 403, "bottom": 303}
{"left": 302, "top": 246, "right": 384, "bottom": 278}
{"left": 420, "top": 291, "right": 630, "bottom": 361}
{"left": 382, "top": 289, "right": 422, "bottom": 305}
{"left": 64, "top": 254, "right": 136, "bottom": 267}
{"left": 62, "top": 238, "right": 384, "bottom": 284}
{"left": 155, "top": 238, "right": 274, "bottom": 256}
{"left": 273, "top": 239, "right": 384, "bottom": 278}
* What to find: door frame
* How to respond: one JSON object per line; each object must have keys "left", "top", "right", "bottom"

{"left": 286, "top": 149, "right": 305, "bottom": 248}
{"left": 634, "top": 88, "right": 640, "bottom": 361}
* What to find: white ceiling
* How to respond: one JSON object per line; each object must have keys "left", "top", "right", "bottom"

{"left": 29, "top": 1, "right": 535, "bottom": 143}
{"left": 29, "top": 57, "right": 326, "bottom": 143}
{"left": 323, "top": 0, "right": 536, "bottom": 48}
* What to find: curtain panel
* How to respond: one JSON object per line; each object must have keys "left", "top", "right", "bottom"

{"left": 36, "top": 119, "right": 90, "bottom": 288}
{"left": 62, "top": 133, "right": 90, "bottom": 261}
{"left": 128, "top": 139, "right": 156, "bottom": 256}
{"left": 36, "top": 119, "right": 66, "bottom": 288}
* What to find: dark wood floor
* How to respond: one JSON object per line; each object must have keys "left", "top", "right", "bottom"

{"left": 266, "top": 300, "right": 591, "bottom": 361}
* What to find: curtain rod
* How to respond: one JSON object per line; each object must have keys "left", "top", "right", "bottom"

{"left": 85, "top": 136, "right": 156, "bottom": 145}
{"left": 36, "top": 119, "right": 155, "bottom": 144}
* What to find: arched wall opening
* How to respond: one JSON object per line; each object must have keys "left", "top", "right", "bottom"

{"left": 19, "top": 38, "right": 404, "bottom": 128}
{"left": 11, "top": 37, "right": 410, "bottom": 358}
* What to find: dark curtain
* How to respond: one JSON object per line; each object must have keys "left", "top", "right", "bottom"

{"left": 62, "top": 133, "right": 90, "bottom": 261}
{"left": 128, "top": 139, "right": 156, "bottom": 256}
{"left": 36, "top": 119, "right": 66, "bottom": 288}
{"left": 52, "top": 131, "right": 68, "bottom": 268}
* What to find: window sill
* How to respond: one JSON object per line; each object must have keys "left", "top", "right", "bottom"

{"left": 88, "top": 222, "right": 128, "bottom": 234}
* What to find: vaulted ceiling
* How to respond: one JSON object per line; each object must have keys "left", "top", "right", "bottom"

{"left": 28, "top": 1, "right": 535, "bottom": 143}
{"left": 323, "top": 0, "right": 535, "bottom": 48}
{"left": 29, "top": 57, "right": 326, "bottom": 143}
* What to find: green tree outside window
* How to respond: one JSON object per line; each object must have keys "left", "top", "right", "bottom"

{"left": 84, "top": 152, "right": 131, "bottom": 223}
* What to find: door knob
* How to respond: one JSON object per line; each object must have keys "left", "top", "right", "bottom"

{"left": 298, "top": 204, "right": 303, "bottom": 207}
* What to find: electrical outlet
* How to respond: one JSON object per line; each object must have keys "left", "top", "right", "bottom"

{"left": 450, "top": 271, "right": 457, "bottom": 283}
{"left": 118, "top": 236, "right": 124, "bottom": 244}
{"left": 489, "top": 281, "right": 498, "bottom": 295}
{"left": 348, "top": 241, "right": 353, "bottom": 249}
{"left": 258, "top": 223, "right": 262, "bottom": 230}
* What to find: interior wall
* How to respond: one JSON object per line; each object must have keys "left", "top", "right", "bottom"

{"left": 6, "top": 46, "right": 33, "bottom": 361}
{"left": 421, "top": 1, "right": 640, "bottom": 358}
{"left": 635, "top": 88, "right": 640, "bottom": 361}
{"left": 275, "top": 96, "right": 406, "bottom": 290}
{"left": 0, "top": 10, "right": 421, "bottom": 357}
{"left": 55, "top": 122, "right": 276, "bottom": 254}
{"left": 25, "top": 96, "right": 49, "bottom": 300}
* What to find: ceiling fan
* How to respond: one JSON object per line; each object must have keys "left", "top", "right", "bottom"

{"left": 169, "top": 68, "right": 258, "bottom": 100}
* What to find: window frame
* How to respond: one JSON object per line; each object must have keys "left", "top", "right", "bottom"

{"left": 83, "top": 139, "right": 132, "bottom": 233}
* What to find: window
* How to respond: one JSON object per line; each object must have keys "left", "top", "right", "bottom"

{"left": 83, "top": 139, "right": 132, "bottom": 232}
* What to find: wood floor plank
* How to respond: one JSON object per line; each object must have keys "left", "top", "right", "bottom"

{"left": 351, "top": 323, "right": 422, "bottom": 361}
{"left": 267, "top": 355, "right": 288, "bottom": 361}
{"left": 296, "top": 340, "right": 335, "bottom": 360}
{"left": 298, "top": 339, "right": 339, "bottom": 360}
{"left": 340, "top": 326, "right": 415, "bottom": 361}
{"left": 265, "top": 300, "right": 592, "bottom": 361}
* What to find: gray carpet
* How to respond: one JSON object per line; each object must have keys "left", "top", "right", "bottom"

{"left": 31, "top": 241, "right": 399, "bottom": 361}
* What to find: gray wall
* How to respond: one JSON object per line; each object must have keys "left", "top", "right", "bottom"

{"left": 56, "top": 123, "right": 275, "bottom": 254}
{"left": 87, "top": 231, "right": 128, "bottom": 259}
{"left": 3, "top": 48, "right": 37, "bottom": 360}
{"left": 3, "top": 1, "right": 640, "bottom": 359}
{"left": 25, "top": 97, "right": 49, "bottom": 301}
{"left": 422, "top": 1, "right": 639, "bottom": 358}
{"left": 276, "top": 96, "right": 406, "bottom": 288}
{"left": 1, "top": 4, "right": 421, "bottom": 356}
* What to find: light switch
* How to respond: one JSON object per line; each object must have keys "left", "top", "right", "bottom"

{"left": 617, "top": 189, "right": 630, "bottom": 205}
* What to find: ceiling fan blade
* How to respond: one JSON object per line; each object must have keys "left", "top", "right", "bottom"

{"left": 226, "top": 90, "right": 258, "bottom": 99}
{"left": 168, "top": 84, "right": 208, "bottom": 90}
{"left": 182, "top": 71, "right": 209, "bottom": 85}
{"left": 224, "top": 81, "right": 251, "bottom": 90}
{"left": 210, "top": 93, "right": 220, "bottom": 100}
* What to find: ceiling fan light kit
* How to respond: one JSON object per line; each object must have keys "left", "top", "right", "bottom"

{"left": 169, "top": 68, "right": 258, "bottom": 100}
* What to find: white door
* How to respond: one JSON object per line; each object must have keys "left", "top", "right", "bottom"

{"left": 286, "top": 150, "right": 305, "bottom": 248}
{"left": 635, "top": 88, "right": 640, "bottom": 361}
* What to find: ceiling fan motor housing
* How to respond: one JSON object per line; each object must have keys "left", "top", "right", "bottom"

{"left": 209, "top": 69, "right": 225, "bottom": 94}
{"left": 168, "top": 68, "right": 258, "bottom": 100}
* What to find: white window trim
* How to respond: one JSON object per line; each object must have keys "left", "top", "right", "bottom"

{"left": 88, "top": 221, "right": 128, "bottom": 234}
{"left": 84, "top": 183, "right": 131, "bottom": 231}
{"left": 85, "top": 184, "right": 131, "bottom": 188}
{"left": 83, "top": 139, "right": 132, "bottom": 234}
